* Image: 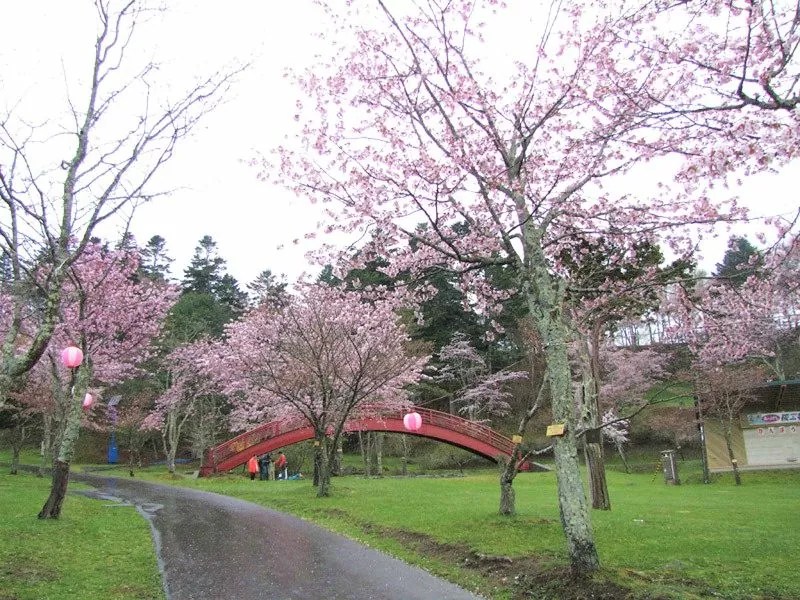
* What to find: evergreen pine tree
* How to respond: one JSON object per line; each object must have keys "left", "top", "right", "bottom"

{"left": 715, "top": 236, "right": 763, "bottom": 287}
{"left": 140, "top": 235, "right": 174, "bottom": 282}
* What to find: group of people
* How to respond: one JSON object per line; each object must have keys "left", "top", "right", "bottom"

{"left": 247, "top": 451, "right": 287, "bottom": 481}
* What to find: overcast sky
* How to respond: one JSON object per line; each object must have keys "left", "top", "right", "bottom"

{"left": 3, "top": 1, "right": 797, "bottom": 287}
{"left": 4, "top": 0, "right": 330, "bottom": 286}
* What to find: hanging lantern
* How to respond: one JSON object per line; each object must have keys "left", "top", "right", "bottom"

{"left": 82, "top": 393, "right": 94, "bottom": 410}
{"left": 60, "top": 346, "right": 83, "bottom": 368}
{"left": 403, "top": 411, "right": 422, "bottom": 432}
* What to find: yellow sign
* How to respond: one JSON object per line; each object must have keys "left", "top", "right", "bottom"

{"left": 313, "top": 440, "right": 320, "bottom": 447}
{"left": 546, "top": 423, "right": 566, "bottom": 437}
{"left": 512, "top": 434, "right": 523, "bottom": 444}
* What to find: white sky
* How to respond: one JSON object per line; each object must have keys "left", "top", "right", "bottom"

{"left": 3, "top": 0, "right": 329, "bottom": 286}
{"left": 3, "top": 1, "right": 797, "bottom": 287}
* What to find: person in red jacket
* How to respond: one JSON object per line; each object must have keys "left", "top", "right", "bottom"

{"left": 247, "top": 455, "right": 259, "bottom": 481}
{"left": 274, "top": 452, "right": 287, "bottom": 480}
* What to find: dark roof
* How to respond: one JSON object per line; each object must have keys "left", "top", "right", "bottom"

{"left": 751, "top": 380, "right": 800, "bottom": 408}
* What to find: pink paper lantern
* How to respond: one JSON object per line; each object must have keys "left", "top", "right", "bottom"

{"left": 60, "top": 346, "right": 83, "bottom": 368}
{"left": 82, "top": 393, "right": 94, "bottom": 410}
{"left": 403, "top": 411, "right": 422, "bottom": 432}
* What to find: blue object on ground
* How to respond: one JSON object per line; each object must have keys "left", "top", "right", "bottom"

{"left": 107, "top": 431, "right": 118, "bottom": 464}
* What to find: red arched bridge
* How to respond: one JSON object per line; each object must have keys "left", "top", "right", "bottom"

{"left": 199, "top": 407, "right": 544, "bottom": 476}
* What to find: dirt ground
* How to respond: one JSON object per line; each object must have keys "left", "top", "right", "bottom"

{"left": 356, "top": 521, "right": 667, "bottom": 600}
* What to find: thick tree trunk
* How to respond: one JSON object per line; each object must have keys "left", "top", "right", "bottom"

{"left": 553, "top": 433, "right": 599, "bottom": 574}
{"left": 38, "top": 459, "right": 71, "bottom": 519}
{"left": 499, "top": 456, "right": 518, "bottom": 515}
{"left": 584, "top": 441, "right": 610, "bottom": 510}
{"left": 529, "top": 271, "right": 600, "bottom": 574}
{"left": 578, "top": 334, "right": 611, "bottom": 510}
{"left": 39, "top": 363, "right": 89, "bottom": 519}
{"left": 552, "top": 370, "right": 600, "bottom": 572}
{"left": 499, "top": 478, "right": 516, "bottom": 516}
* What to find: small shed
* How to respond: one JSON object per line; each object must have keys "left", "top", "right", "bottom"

{"left": 704, "top": 380, "right": 800, "bottom": 472}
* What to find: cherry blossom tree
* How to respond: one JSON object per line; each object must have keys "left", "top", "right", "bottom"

{"left": 141, "top": 339, "right": 219, "bottom": 475}
{"left": 565, "top": 238, "right": 691, "bottom": 510}
{"left": 269, "top": 0, "right": 766, "bottom": 571}
{"left": 216, "top": 285, "right": 428, "bottom": 497}
{"left": 600, "top": 409, "right": 630, "bottom": 473}
{"left": 434, "top": 332, "right": 526, "bottom": 422}
{"left": 114, "top": 391, "right": 158, "bottom": 474}
{"left": 38, "top": 242, "right": 176, "bottom": 518}
{"left": 0, "top": 0, "right": 241, "bottom": 403}
{"left": 668, "top": 241, "right": 800, "bottom": 379}
{"left": 695, "top": 364, "right": 767, "bottom": 485}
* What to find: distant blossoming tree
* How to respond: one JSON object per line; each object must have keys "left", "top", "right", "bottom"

{"left": 141, "top": 339, "right": 219, "bottom": 475}
{"left": 434, "top": 332, "right": 526, "bottom": 423}
{"left": 215, "top": 285, "right": 428, "bottom": 496}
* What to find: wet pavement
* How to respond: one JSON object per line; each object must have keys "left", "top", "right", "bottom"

{"left": 75, "top": 474, "right": 485, "bottom": 600}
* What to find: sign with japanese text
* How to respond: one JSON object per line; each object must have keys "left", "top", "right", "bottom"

{"left": 747, "top": 411, "right": 800, "bottom": 426}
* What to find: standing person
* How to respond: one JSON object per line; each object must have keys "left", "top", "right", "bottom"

{"left": 258, "top": 453, "right": 271, "bottom": 481}
{"left": 247, "top": 455, "right": 259, "bottom": 481}
{"left": 275, "top": 452, "right": 287, "bottom": 480}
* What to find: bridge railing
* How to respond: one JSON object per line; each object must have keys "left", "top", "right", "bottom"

{"left": 406, "top": 407, "right": 516, "bottom": 455}
{"left": 204, "top": 416, "right": 308, "bottom": 472}
{"left": 203, "top": 406, "right": 517, "bottom": 473}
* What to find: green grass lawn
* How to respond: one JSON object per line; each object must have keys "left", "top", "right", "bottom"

{"left": 0, "top": 470, "right": 164, "bottom": 600}
{"left": 118, "top": 458, "right": 800, "bottom": 600}
{"left": 4, "top": 448, "right": 799, "bottom": 599}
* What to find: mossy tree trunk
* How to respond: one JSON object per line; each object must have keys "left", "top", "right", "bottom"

{"left": 317, "top": 436, "right": 332, "bottom": 497}
{"left": 522, "top": 233, "right": 600, "bottom": 574}
{"left": 38, "top": 359, "right": 90, "bottom": 519}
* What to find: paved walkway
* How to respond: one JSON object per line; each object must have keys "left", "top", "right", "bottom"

{"left": 76, "top": 474, "right": 485, "bottom": 600}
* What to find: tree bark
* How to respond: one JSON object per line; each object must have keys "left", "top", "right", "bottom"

{"left": 331, "top": 436, "right": 343, "bottom": 476}
{"left": 375, "top": 432, "right": 383, "bottom": 477}
{"left": 38, "top": 459, "right": 71, "bottom": 519}
{"left": 317, "top": 438, "right": 331, "bottom": 497}
{"left": 527, "top": 258, "right": 600, "bottom": 574}
{"left": 401, "top": 434, "right": 408, "bottom": 476}
{"left": 584, "top": 441, "right": 610, "bottom": 510}
{"left": 498, "top": 375, "right": 545, "bottom": 516}
{"left": 552, "top": 433, "right": 599, "bottom": 574}
{"left": 10, "top": 443, "right": 20, "bottom": 475}
{"left": 313, "top": 437, "right": 324, "bottom": 486}
{"left": 39, "top": 362, "right": 89, "bottom": 519}
{"left": 578, "top": 333, "right": 611, "bottom": 510}
{"left": 724, "top": 427, "right": 742, "bottom": 485}
{"left": 499, "top": 455, "right": 518, "bottom": 516}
